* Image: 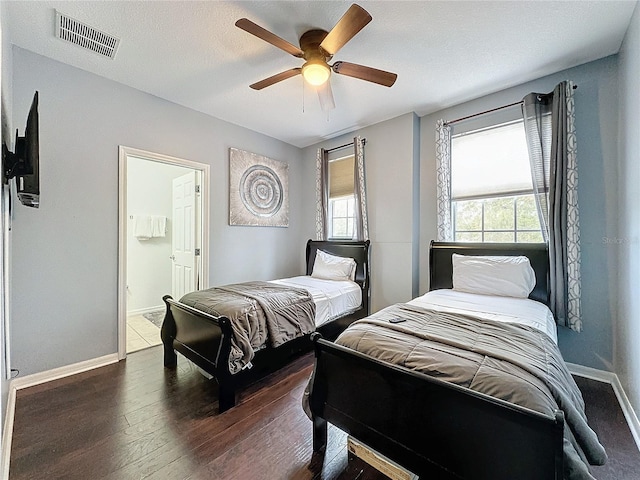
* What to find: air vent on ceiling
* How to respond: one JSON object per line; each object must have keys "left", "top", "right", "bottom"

{"left": 55, "top": 11, "right": 120, "bottom": 59}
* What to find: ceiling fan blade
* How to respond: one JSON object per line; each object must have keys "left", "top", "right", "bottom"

{"left": 332, "top": 61, "right": 397, "bottom": 87}
{"left": 319, "top": 4, "right": 372, "bottom": 56}
{"left": 317, "top": 81, "right": 336, "bottom": 112}
{"left": 236, "top": 18, "right": 304, "bottom": 58}
{"left": 250, "top": 68, "right": 302, "bottom": 90}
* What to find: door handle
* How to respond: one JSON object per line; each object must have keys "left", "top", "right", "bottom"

{"left": 169, "top": 255, "right": 176, "bottom": 261}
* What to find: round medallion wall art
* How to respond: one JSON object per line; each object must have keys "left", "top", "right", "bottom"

{"left": 229, "top": 148, "right": 289, "bottom": 227}
{"left": 239, "top": 165, "right": 283, "bottom": 217}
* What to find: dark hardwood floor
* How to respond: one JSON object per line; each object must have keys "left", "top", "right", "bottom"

{"left": 575, "top": 376, "right": 640, "bottom": 480}
{"left": 8, "top": 345, "right": 640, "bottom": 479}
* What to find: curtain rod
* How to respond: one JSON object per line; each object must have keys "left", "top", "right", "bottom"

{"left": 326, "top": 138, "right": 366, "bottom": 153}
{"left": 444, "top": 84, "right": 578, "bottom": 126}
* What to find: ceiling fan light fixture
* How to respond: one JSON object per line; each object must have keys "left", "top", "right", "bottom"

{"left": 236, "top": 4, "right": 397, "bottom": 107}
{"left": 302, "top": 60, "right": 330, "bottom": 86}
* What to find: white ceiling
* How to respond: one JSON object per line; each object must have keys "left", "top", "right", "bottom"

{"left": 5, "top": 1, "right": 638, "bottom": 148}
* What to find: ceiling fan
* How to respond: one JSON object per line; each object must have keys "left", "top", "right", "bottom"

{"left": 235, "top": 3, "right": 397, "bottom": 111}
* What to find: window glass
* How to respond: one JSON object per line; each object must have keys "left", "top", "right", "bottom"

{"left": 516, "top": 196, "right": 540, "bottom": 230}
{"left": 484, "top": 231, "right": 515, "bottom": 243}
{"left": 455, "top": 201, "right": 482, "bottom": 231}
{"left": 456, "top": 232, "right": 483, "bottom": 242}
{"left": 518, "top": 231, "right": 544, "bottom": 243}
{"left": 329, "top": 196, "right": 356, "bottom": 239}
{"left": 484, "top": 197, "right": 514, "bottom": 231}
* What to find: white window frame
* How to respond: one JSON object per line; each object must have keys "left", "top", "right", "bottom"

{"left": 453, "top": 194, "right": 544, "bottom": 243}
{"left": 328, "top": 194, "right": 356, "bottom": 240}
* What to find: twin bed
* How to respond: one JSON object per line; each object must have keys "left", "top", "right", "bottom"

{"left": 308, "top": 241, "right": 606, "bottom": 480}
{"left": 161, "top": 239, "right": 370, "bottom": 412}
{"left": 161, "top": 239, "right": 605, "bottom": 480}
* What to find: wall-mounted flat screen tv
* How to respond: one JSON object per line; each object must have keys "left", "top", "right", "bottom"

{"left": 2, "top": 91, "right": 39, "bottom": 208}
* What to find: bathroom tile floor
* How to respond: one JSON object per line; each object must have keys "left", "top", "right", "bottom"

{"left": 127, "top": 314, "right": 162, "bottom": 353}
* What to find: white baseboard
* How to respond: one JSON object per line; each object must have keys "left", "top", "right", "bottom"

{"left": 567, "top": 362, "right": 640, "bottom": 452}
{"left": 127, "top": 305, "right": 164, "bottom": 317}
{"left": 0, "top": 353, "right": 119, "bottom": 479}
{"left": 1, "top": 384, "right": 16, "bottom": 480}
{"left": 567, "top": 362, "right": 616, "bottom": 383}
{"left": 8, "top": 353, "right": 119, "bottom": 391}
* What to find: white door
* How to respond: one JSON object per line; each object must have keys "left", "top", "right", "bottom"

{"left": 172, "top": 171, "right": 197, "bottom": 298}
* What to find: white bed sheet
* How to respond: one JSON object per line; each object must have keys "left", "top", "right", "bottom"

{"left": 407, "top": 289, "right": 557, "bottom": 344}
{"left": 269, "top": 276, "right": 362, "bottom": 327}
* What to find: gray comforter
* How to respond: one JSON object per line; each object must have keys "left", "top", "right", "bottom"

{"left": 180, "top": 281, "right": 315, "bottom": 374}
{"left": 334, "top": 302, "right": 607, "bottom": 480}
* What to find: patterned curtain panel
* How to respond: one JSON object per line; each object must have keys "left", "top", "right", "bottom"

{"left": 564, "top": 81, "right": 581, "bottom": 332}
{"left": 315, "top": 148, "right": 329, "bottom": 241}
{"left": 522, "top": 81, "right": 581, "bottom": 332}
{"left": 435, "top": 120, "right": 453, "bottom": 241}
{"left": 353, "top": 136, "right": 369, "bottom": 241}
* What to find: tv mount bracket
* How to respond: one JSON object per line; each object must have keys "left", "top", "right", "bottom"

{"left": 2, "top": 133, "right": 31, "bottom": 184}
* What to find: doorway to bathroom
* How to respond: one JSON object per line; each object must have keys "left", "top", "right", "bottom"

{"left": 117, "top": 146, "right": 210, "bottom": 358}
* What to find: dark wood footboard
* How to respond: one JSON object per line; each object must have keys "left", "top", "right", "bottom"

{"left": 161, "top": 295, "right": 238, "bottom": 411}
{"left": 162, "top": 294, "right": 318, "bottom": 412}
{"left": 309, "top": 334, "right": 564, "bottom": 480}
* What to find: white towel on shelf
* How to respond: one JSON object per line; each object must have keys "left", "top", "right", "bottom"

{"left": 133, "top": 215, "right": 153, "bottom": 240}
{"left": 151, "top": 215, "right": 167, "bottom": 238}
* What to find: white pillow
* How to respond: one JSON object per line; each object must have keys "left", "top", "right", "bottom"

{"left": 452, "top": 254, "right": 536, "bottom": 298}
{"left": 312, "top": 250, "right": 357, "bottom": 282}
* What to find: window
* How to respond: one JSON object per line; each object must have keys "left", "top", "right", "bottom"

{"left": 451, "top": 121, "right": 543, "bottom": 243}
{"left": 329, "top": 196, "right": 356, "bottom": 239}
{"left": 328, "top": 154, "right": 356, "bottom": 239}
{"left": 317, "top": 137, "right": 368, "bottom": 242}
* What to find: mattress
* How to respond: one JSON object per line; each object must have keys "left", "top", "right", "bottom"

{"left": 407, "top": 289, "right": 557, "bottom": 344}
{"left": 270, "top": 276, "right": 362, "bottom": 327}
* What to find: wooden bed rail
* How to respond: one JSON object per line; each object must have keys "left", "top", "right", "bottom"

{"left": 309, "top": 334, "right": 564, "bottom": 480}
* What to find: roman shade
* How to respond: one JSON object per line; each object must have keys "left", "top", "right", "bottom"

{"left": 451, "top": 122, "right": 533, "bottom": 200}
{"left": 329, "top": 155, "right": 355, "bottom": 198}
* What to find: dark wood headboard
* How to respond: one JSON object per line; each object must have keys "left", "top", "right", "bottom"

{"left": 306, "top": 239, "right": 371, "bottom": 315}
{"left": 429, "top": 241, "right": 550, "bottom": 306}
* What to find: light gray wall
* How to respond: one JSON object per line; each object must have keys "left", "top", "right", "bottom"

{"left": 0, "top": 0, "right": 12, "bottom": 438}
{"left": 10, "top": 47, "right": 304, "bottom": 377}
{"left": 411, "top": 113, "right": 420, "bottom": 299}
{"left": 616, "top": 3, "right": 640, "bottom": 417}
{"left": 420, "top": 56, "right": 620, "bottom": 371}
{"left": 302, "top": 113, "right": 420, "bottom": 312}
